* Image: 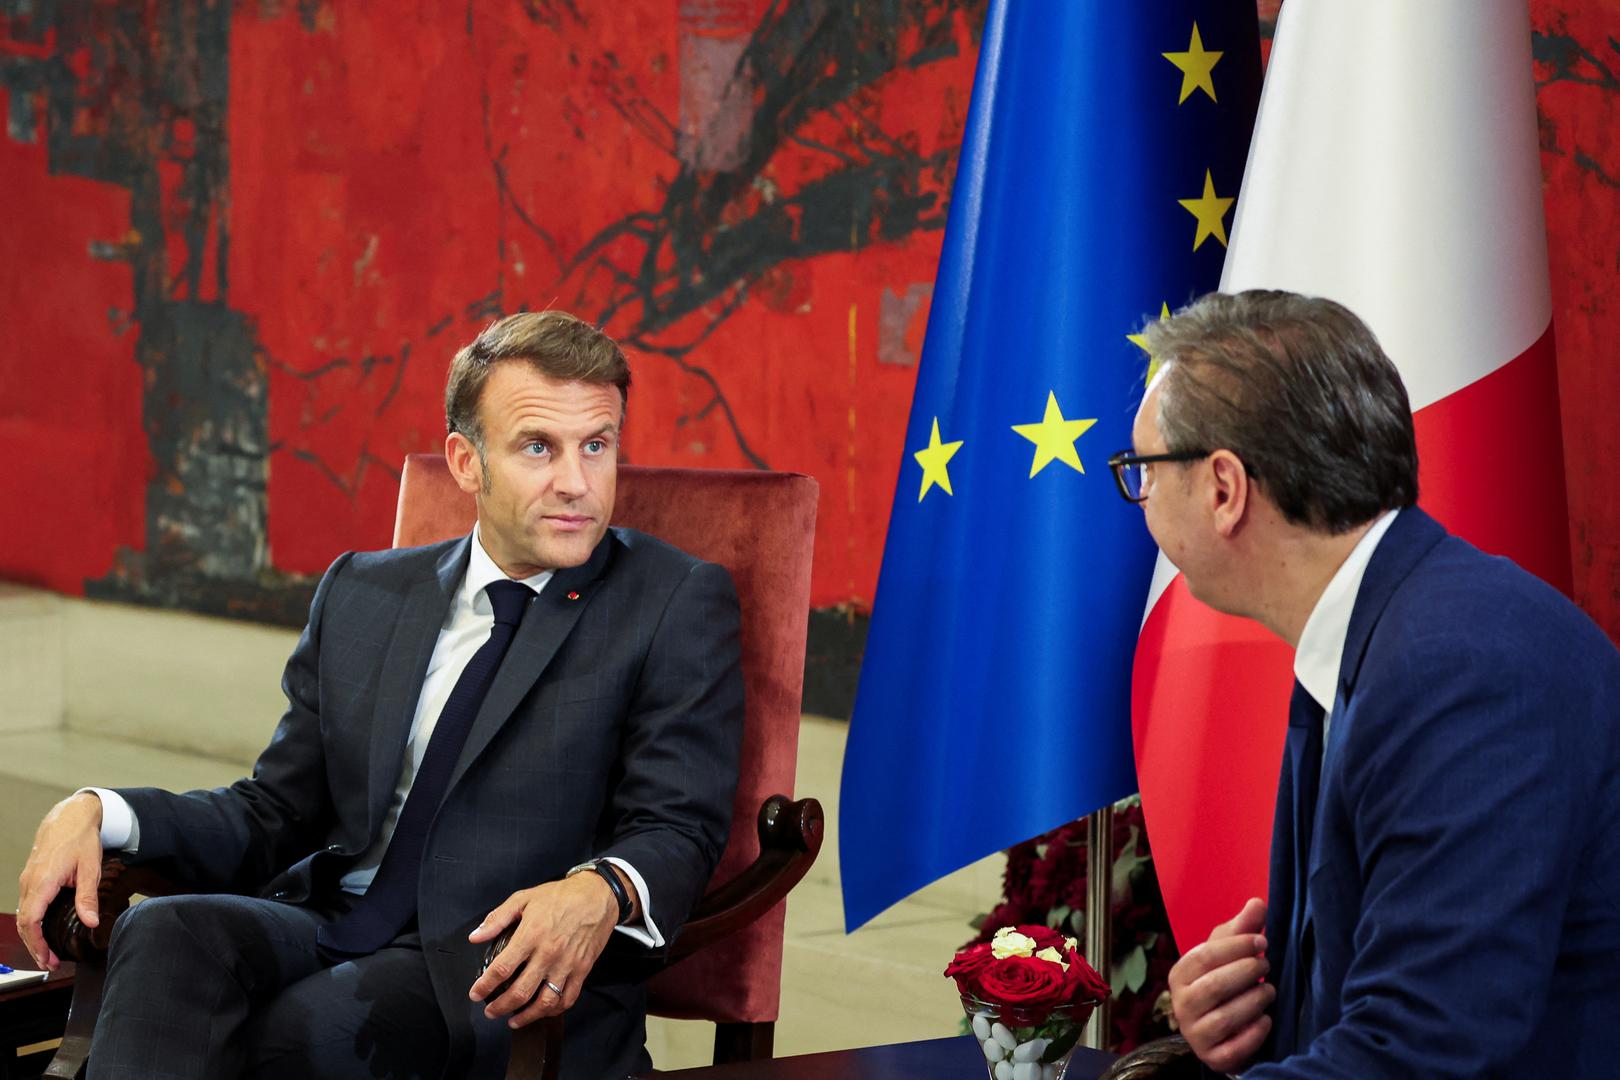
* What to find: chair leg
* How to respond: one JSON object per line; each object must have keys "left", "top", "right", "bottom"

{"left": 712, "top": 1020, "right": 774, "bottom": 1064}
{"left": 43, "top": 962, "right": 105, "bottom": 1079}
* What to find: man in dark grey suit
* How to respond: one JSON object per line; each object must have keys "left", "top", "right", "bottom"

{"left": 16, "top": 311, "right": 745, "bottom": 1078}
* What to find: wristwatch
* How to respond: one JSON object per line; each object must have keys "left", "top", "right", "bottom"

{"left": 566, "top": 859, "right": 633, "bottom": 926}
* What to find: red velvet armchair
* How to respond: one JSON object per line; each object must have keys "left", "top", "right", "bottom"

{"left": 44, "top": 458, "right": 823, "bottom": 1079}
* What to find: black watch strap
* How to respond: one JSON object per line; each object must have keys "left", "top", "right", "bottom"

{"left": 571, "top": 859, "right": 633, "bottom": 925}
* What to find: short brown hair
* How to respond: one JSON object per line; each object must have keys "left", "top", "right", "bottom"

{"left": 445, "top": 311, "right": 630, "bottom": 448}
{"left": 1140, "top": 290, "right": 1419, "bottom": 534}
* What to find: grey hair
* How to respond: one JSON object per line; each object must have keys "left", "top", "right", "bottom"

{"left": 1140, "top": 290, "right": 1418, "bottom": 533}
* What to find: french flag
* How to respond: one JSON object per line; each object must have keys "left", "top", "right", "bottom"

{"left": 1132, "top": 0, "right": 1574, "bottom": 951}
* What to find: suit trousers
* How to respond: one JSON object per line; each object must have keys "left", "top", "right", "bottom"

{"left": 86, "top": 893, "right": 448, "bottom": 1080}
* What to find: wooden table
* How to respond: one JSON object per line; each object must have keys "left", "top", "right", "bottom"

{"left": 0, "top": 916, "right": 74, "bottom": 1080}
{"left": 656, "top": 1036, "right": 1117, "bottom": 1078}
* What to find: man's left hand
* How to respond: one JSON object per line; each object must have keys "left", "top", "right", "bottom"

{"left": 466, "top": 872, "right": 620, "bottom": 1027}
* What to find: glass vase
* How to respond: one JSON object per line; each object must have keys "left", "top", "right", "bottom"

{"left": 961, "top": 994, "right": 1100, "bottom": 1080}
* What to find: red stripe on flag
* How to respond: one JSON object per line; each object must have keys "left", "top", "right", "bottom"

{"left": 1133, "top": 323, "right": 1570, "bottom": 952}
{"left": 1412, "top": 324, "right": 1570, "bottom": 594}
{"left": 1133, "top": 581, "right": 1292, "bottom": 953}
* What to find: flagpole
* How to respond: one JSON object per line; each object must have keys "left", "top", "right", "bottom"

{"left": 1083, "top": 804, "right": 1112, "bottom": 1049}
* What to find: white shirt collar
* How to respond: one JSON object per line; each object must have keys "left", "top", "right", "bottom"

{"left": 462, "top": 523, "right": 554, "bottom": 614}
{"left": 1293, "top": 509, "right": 1400, "bottom": 715}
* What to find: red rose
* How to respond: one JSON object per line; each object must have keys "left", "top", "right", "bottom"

{"left": 1061, "top": 949, "right": 1110, "bottom": 1004}
{"left": 976, "top": 954, "right": 1070, "bottom": 1009}
{"left": 944, "top": 942, "right": 996, "bottom": 997}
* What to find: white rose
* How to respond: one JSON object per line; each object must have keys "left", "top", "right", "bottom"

{"left": 1035, "top": 946, "right": 1070, "bottom": 971}
{"left": 991, "top": 928, "right": 1037, "bottom": 959}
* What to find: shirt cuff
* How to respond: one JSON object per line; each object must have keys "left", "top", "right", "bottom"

{"left": 602, "top": 857, "right": 663, "bottom": 948}
{"left": 77, "top": 788, "right": 140, "bottom": 853}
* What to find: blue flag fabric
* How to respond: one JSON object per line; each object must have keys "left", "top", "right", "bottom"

{"left": 839, "top": 0, "right": 1261, "bottom": 930}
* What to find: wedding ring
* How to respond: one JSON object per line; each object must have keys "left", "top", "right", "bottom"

{"left": 543, "top": 979, "right": 564, "bottom": 996}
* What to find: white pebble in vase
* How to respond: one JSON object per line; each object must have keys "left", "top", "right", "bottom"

{"left": 1012, "top": 1037, "right": 1048, "bottom": 1062}
{"left": 983, "top": 1038, "right": 1007, "bottom": 1063}
{"left": 995, "top": 1060, "right": 1014, "bottom": 1080}
{"left": 992, "top": 1022, "right": 1018, "bottom": 1050}
{"left": 1011, "top": 1062, "right": 1041, "bottom": 1080}
{"left": 972, "top": 1014, "right": 992, "bottom": 1041}
{"left": 1042, "top": 1063, "right": 1060, "bottom": 1080}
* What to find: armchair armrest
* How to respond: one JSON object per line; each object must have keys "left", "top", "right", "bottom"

{"left": 39, "top": 860, "right": 188, "bottom": 1080}
{"left": 42, "top": 858, "right": 185, "bottom": 965}
{"left": 1097, "top": 1035, "right": 1200, "bottom": 1080}
{"left": 668, "top": 794, "right": 823, "bottom": 960}
{"left": 493, "top": 795, "right": 822, "bottom": 1079}
{"left": 485, "top": 794, "right": 823, "bottom": 971}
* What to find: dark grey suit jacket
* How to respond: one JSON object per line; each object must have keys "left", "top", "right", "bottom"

{"left": 116, "top": 526, "right": 745, "bottom": 1075}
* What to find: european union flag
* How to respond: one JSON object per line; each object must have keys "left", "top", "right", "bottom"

{"left": 840, "top": 0, "right": 1262, "bottom": 930}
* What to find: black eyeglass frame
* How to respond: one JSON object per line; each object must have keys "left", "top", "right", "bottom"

{"left": 1106, "top": 449, "right": 1211, "bottom": 503}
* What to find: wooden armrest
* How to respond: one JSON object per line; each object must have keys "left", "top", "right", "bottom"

{"left": 484, "top": 794, "right": 823, "bottom": 972}
{"left": 1097, "top": 1036, "right": 1199, "bottom": 1080}
{"left": 491, "top": 796, "right": 820, "bottom": 1079}
{"left": 41, "top": 858, "right": 187, "bottom": 965}
{"left": 669, "top": 794, "right": 823, "bottom": 960}
{"left": 39, "top": 860, "right": 187, "bottom": 1080}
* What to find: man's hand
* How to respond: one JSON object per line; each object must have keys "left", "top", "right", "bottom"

{"left": 1168, "top": 897, "right": 1274, "bottom": 1074}
{"left": 15, "top": 792, "right": 106, "bottom": 970}
{"left": 466, "top": 870, "right": 622, "bottom": 1028}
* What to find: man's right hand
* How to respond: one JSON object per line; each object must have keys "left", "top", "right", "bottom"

{"left": 15, "top": 792, "right": 106, "bottom": 970}
{"left": 1168, "top": 897, "right": 1274, "bottom": 1075}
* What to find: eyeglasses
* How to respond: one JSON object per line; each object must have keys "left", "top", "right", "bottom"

{"left": 1106, "top": 449, "right": 1211, "bottom": 503}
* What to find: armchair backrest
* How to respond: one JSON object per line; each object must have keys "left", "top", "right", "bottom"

{"left": 394, "top": 454, "right": 818, "bottom": 1023}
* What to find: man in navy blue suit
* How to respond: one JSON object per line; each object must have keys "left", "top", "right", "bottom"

{"left": 1111, "top": 290, "right": 1620, "bottom": 1078}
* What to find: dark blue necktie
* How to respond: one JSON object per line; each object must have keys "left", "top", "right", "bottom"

{"left": 318, "top": 579, "right": 535, "bottom": 958}
{"left": 1270, "top": 679, "right": 1326, "bottom": 1058}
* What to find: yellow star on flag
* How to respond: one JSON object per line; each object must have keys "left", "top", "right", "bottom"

{"left": 1011, "top": 392, "right": 1097, "bottom": 478}
{"left": 1127, "top": 302, "right": 1173, "bottom": 385}
{"left": 1163, "top": 23, "right": 1223, "bottom": 104}
{"left": 1178, "top": 169, "right": 1235, "bottom": 251}
{"left": 913, "top": 417, "right": 964, "bottom": 501}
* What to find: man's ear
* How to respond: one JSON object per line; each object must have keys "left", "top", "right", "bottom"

{"left": 445, "top": 431, "right": 484, "bottom": 495}
{"left": 1207, "top": 449, "right": 1249, "bottom": 538}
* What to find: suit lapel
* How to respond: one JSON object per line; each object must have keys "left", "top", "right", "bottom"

{"left": 1336, "top": 507, "right": 1446, "bottom": 697}
{"left": 365, "top": 538, "right": 468, "bottom": 837}
{"left": 445, "top": 531, "right": 618, "bottom": 795}
{"left": 1282, "top": 508, "right": 1446, "bottom": 1050}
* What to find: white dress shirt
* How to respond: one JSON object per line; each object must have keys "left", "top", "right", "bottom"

{"left": 1221, "top": 508, "right": 1399, "bottom": 1079}
{"left": 1292, "top": 509, "right": 1400, "bottom": 750}
{"left": 87, "top": 523, "right": 663, "bottom": 946}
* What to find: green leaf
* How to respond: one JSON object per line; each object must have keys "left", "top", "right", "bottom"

{"left": 1042, "top": 1022, "right": 1083, "bottom": 1062}
{"left": 1113, "top": 825, "right": 1150, "bottom": 883}
{"left": 1110, "top": 944, "right": 1148, "bottom": 996}
{"left": 1047, "top": 905, "right": 1071, "bottom": 930}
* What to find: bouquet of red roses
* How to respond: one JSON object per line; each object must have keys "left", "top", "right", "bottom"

{"left": 946, "top": 926, "right": 1110, "bottom": 1079}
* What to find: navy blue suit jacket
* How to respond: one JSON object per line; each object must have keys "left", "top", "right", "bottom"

{"left": 1248, "top": 507, "right": 1620, "bottom": 1078}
